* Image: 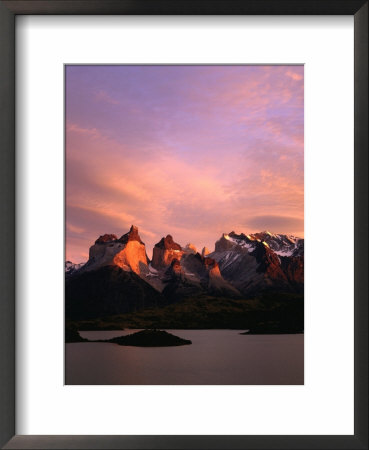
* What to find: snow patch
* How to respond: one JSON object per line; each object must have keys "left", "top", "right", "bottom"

{"left": 274, "top": 249, "right": 294, "bottom": 257}
{"left": 219, "top": 252, "right": 241, "bottom": 270}
{"left": 184, "top": 272, "right": 196, "bottom": 277}
{"left": 148, "top": 264, "right": 158, "bottom": 273}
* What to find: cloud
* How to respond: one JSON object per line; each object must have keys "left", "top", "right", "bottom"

{"left": 94, "top": 89, "right": 120, "bottom": 105}
{"left": 65, "top": 65, "right": 304, "bottom": 261}
{"left": 66, "top": 223, "right": 85, "bottom": 234}
{"left": 66, "top": 118, "right": 304, "bottom": 257}
{"left": 67, "top": 122, "right": 101, "bottom": 138}
{"left": 246, "top": 215, "right": 304, "bottom": 233}
{"left": 286, "top": 70, "right": 303, "bottom": 81}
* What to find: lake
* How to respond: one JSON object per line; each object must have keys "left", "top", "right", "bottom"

{"left": 65, "top": 329, "right": 303, "bottom": 385}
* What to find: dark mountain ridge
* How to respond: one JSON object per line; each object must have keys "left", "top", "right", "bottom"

{"left": 66, "top": 225, "right": 304, "bottom": 322}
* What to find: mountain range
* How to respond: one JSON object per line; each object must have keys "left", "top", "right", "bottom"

{"left": 65, "top": 225, "right": 304, "bottom": 322}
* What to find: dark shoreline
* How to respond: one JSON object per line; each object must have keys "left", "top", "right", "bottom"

{"left": 66, "top": 328, "right": 304, "bottom": 344}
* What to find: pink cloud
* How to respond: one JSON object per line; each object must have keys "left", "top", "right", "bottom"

{"left": 94, "top": 89, "right": 120, "bottom": 105}
{"left": 66, "top": 223, "right": 85, "bottom": 234}
{"left": 67, "top": 121, "right": 304, "bottom": 259}
{"left": 286, "top": 70, "right": 303, "bottom": 81}
{"left": 66, "top": 66, "right": 304, "bottom": 261}
{"left": 67, "top": 122, "right": 101, "bottom": 138}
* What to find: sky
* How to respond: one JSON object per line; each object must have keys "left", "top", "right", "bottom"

{"left": 66, "top": 65, "right": 304, "bottom": 263}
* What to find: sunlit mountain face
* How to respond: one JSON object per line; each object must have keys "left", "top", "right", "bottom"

{"left": 65, "top": 225, "right": 304, "bottom": 322}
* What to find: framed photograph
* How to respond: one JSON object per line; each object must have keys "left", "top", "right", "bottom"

{"left": 0, "top": 1, "right": 367, "bottom": 449}
{"left": 64, "top": 63, "right": 305, "bottom": 386}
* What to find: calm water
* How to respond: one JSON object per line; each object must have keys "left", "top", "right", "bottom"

{"left": 65, "top": 330, "right": 303, "bottom": 385}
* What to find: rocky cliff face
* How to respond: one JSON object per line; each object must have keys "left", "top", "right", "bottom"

{"left": 151, "top": 235, "right": 184, "bottom": 269}
{"left": 66, "top": 226, "right": 304, "bottom": 320}
{"left": 143, "top": 233, "right": 241, "bottom": 298}
{"left": 280, "top": 255, "right": 304, "bottom": 286}
{"left": 161, "top": 251, "right": 240, "bottom": 299}
{"left": 201, "top": 247, "right": 210, "bottom": 257}
{"left": 95, "top": 234, "right": 118, "bottom": 244}
{"left": 65, "top": 261, "right": 85, "bottom": 277}
{"left": 84, "top": 225, "right": 149, "bottom": 276}
{"left": 184, "top": 243, "right": 197, "bottom": 254}
{"left": 210, "top": 231, "right": 304, "bottom": 294}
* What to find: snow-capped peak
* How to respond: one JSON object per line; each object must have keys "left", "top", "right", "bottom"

{"left": 65, "top": 261, "right": 85, "bottom": 274}
{"left": 216, "top": 230, "right": 303, "bottom": 258}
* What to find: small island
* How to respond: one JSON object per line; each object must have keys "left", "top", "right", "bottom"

{"left": 65, "top": 324, "right": 87, "bottom": 343}
{"left": 240, "top": 321, "right": 303, "bottom": 335}
{"left": 102, "top": 329, "right": 192, "bottom": 347}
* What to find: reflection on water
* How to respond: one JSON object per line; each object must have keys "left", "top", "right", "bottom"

{"left": 65, "top": 329, "right": 303, "bottom": 385}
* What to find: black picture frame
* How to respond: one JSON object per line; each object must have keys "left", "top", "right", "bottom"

{"left": 0, "top": 1, "right": 367, "bottom": 449}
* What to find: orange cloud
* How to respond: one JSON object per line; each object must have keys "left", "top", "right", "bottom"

{"left": 66, "top": 66, "right": 304, "bottom": 261}
{"left": 286, "top": 70, "right": 303, "bottom": 81}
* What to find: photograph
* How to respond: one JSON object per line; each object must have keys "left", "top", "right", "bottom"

{"left": 65, "top": 65, "right": 304, "bottom": 385}
{"left": 1, "top": 1, "right": 366, "bottom": 447}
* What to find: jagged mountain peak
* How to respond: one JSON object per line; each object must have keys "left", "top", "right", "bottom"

{"left": 78, "top": 225, "right": 149, "bottom": 276}
{"left": 155, "top": 234, "right": 182, "bottom": 250}
{"left": 95, "top": 234, "right": 118, "bottom": 244}
{"left": 201, "top": 247, "right": 210, "bottom": 257}
{"left": 65, "top": 260, "right": 85, "bottom": 275}
{"left": 220, "top": 230, "right": 303, "bottom": 257}
{"left": 209, "top": 229, "right": 304, "bottom": 295}
{"left": 118, "top": 224, "right": 144, "bottom": 245}
{"left": 184, "top": 243, "right": 197, "bottom": 254}
{"left": 66, "top": 226, "right": 303, "bottom": 304}
{"left": 249, "top": 231, "right": 303, "bottom": 257}
{"left": 152, "top": 235, "right": 183, "bottom": 270}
